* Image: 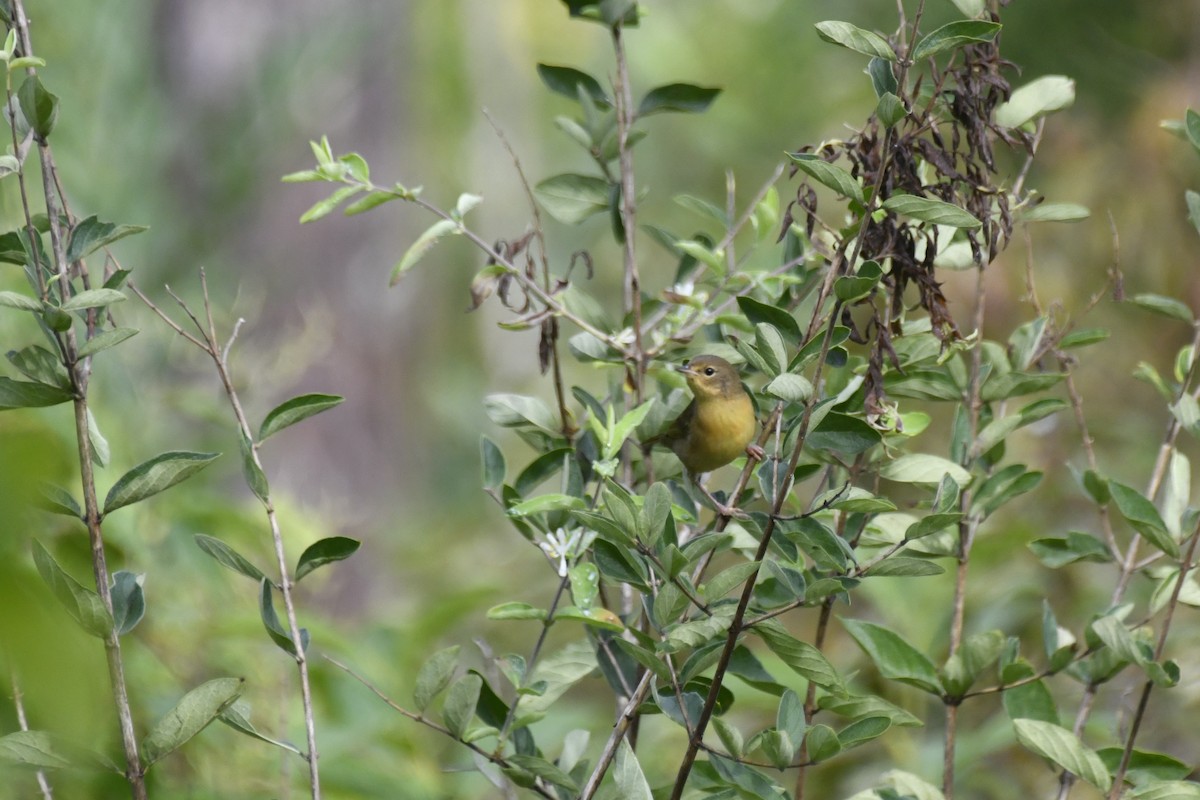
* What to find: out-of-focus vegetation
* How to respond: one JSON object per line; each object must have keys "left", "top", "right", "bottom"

{"left": 2, "top": 1, "right": 1200, "bottom": 798}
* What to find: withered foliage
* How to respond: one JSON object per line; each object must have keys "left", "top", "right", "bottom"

{"left": 785, "top": 19, "right": 1035, "bottom": 420}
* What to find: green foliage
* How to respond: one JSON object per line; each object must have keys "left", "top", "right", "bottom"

{"left": 4, "top": 1, "right": 1200, "bottom": 799}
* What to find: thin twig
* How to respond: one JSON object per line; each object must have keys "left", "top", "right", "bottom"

{"left": 323, "top": 656, "right": 557, "bottom": 800}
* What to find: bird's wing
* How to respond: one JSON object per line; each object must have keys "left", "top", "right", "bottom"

{"left": 647, "top": 398, "right": 696, "bottom": 447}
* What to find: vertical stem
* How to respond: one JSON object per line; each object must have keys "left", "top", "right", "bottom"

{"left": 196, "top": 275, "right": 322, "bottom": 799}
{"left": 612, "top": 22, "right": 645, "bottom": 401}
{"left": 8, "top": 2, "right": 148, "bottom": 795}
{"left": 9, "top": 667, "right": 53, "bottom": 799}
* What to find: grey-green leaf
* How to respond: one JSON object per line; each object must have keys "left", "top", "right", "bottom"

{"left": 1109, "top": 480, "right": 1179, "bottom": 558}
{"left": 295, "top": 536, "right": 361, "bottom": 581}
{"left": 536, "top": 63, "right": 611, "bottom": 107}
{"left": 883, "top": 193, "right": 981, "bottom": 229}
{"left": 814, "top": 20, "right": 896, "bottom": 61}
{"left": 259, "top": 578, "right": 308, "bottom": 657}
{"left": 194, "top": 534, "right": 268, "bottom": 583}
{"left": 110, "top": 570, "right": 145, "bottom": 636}
{"left": 533, "top": 173, "right": 611, "bottom": 224}
{"left": 637, "top": 83, "right": 721, "bottom": 117}
{"left": 77, "top": 327, "right": 139, "bottom": 358}
{"left": 842, "top": 617, "right": 943, "bottom": 694}
{"left": 258, "top": 393, "right": 344, "bottom": 442}
{"left": 0, "top": 377, "right": 73, "bottom": 410}
{"left": 787, "top": 152, "right": 864, "bottom": 204}
{"left": 390, "top": 218, "right": 460, "bottom": 285}
{"left": 414, "top": 646, "right": 461, "bottom": 712}
{"left": 0, "top": 290, "right": 41, "bottom": 311}
{"left": 59, "top": 288, "right": 127, "bottom": 312}
{"left": 1012, "top": 719, "right": 1112, "bottom": 793}
{"left": 141, "top": 678, "right": 245, "bottom": 767}
{"left": 442, "top": 673, "right": 482, "bottom": 739}
{"left": 65, "top": 216, "right": 149, "bottom": 263}
{"left": 17, "top": 74, "right": 58, "bottom": 139}
{"left": 910, "top": 20, "right": 1001, "bottom": 62}
{"left": 32, "top": 540, "right": 113, "bottom": 638}
{"left": 36, "top": 483, "right": 81, "bottom": 518}
{"left": 217, "top": 700, "right": 303, "bottom": 755}
{"left": 613, "top": 739, "right": 654, "bottom": 800}
{"left": 103, "top": 451, "right": 220, "bottom": 515}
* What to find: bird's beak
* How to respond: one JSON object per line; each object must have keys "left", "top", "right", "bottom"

{"left": 674, "top": 362, "right": 696, "bottom": 377}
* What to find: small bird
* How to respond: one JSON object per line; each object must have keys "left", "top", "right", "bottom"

{"left": 649, "top": 354, "right": 764, "bottom": 515}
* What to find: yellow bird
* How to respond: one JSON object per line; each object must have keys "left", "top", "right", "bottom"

{"left": 649, "top": 354, "right": 764, "bottom": 515}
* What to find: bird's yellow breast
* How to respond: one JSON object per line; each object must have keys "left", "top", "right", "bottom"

{"left": 673, "top": 393, "right": 756, "bottom": 473}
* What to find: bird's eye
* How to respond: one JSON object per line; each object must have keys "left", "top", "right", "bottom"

{"left": 704, "top": 367, "right": 716, "bottom": 376}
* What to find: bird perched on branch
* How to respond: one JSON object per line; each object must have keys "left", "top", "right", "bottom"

{"left": 648, "top": 354, "right": 764, "bottom": 515}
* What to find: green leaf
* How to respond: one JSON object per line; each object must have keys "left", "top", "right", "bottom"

{"left": 1028, "top": 532, "right": 1111, "bottom": 568}
{"left": 613, "top": 739, "right": 653, "bottom": 800}
{"left": 0, "top": 290, "right": 41, "bottom": 311}
{"left": 868, "top": 57, "right": 898, "bottom": 97}
{"left": 1059, "top": 327, "right": 1109, "bottom": 349}
{"left": 0, "top": 730, "right": 100, "bottom": 771}
{"left": 1127, "top": 781, "right": 1200, "bottom": 799}
{"left": 705, "top": 561, "right": 762, "bottom": 602}
{"left": 480, "top": 435, "right": 505, "bottom": 491}
{"left": 910, "top": 20, "right": 1001, "bottom": 61}
{"left": 110, "top": 571, "right": 145, "bottom": 636}
{"left": 819, "top": 693, "right": 922, "bottom": 727}
{"left": 865, "top": 557, "right": 945, "bottom": 577}
{"left": 834, "top": 260, "right": 885, "bottom": 302}
{"left": 442, "top": 673, "right": 482, "bottom": 739}
{"left": 534, "top": 173, "right": 611, "bottom": 224}
{"left": 77, "top": 327, "right": 139, "bottom": 358}
{"left": 766, "top": 373, "right": 813, "bottom": 403}
{"left": 343, "top": 190, "right": 401, "bottom": 216}
{"left": 300, "top": 185, "right": 360, "bottom": 224}
{"left": 65, "top": 216, "right": 149, "bottom": 263}
{"left": 0, "top": 377, "right": 72, "bottom": 410}
{"left": 414, "top": 646, "right": 461, "bottom": 712}
{"left": 7, "top": 344, "right": 69, "bottom": 389}
{"left": 218, "top": 701, "right": 303, "bottom": 755}
{"left": 756, "top": 619, "right": 846, "bottom": 694}
{"left": 32, "top": 540, "right": 113, "bottom": 638}
{"left": 536, "top": 63, "right": 611, "bottom": 107}
{"left": 883, "top": 194, "right": 981, "bottom": 229}
{"left": 103, "top": 451, "right": 220, "bottom": 515}
{"left": 486, "top": 602, "right": 548, "bottom": 621}
{"left": 484, "top": 393, "right": 561, "bottom": 434}
{"left": 805, "top": 723, "right": 841, "bottom": 763}
{"left": 141, "top": 678, "right": 244, "bottom": 767}
{"left": 841, "top": 618, "right": 943, "bottom": 693}
{"left": 876, "top": 92, "right": 906, "bottom": 128}
{"left": 637, "top": 83, "right": 721, "bottom": 116}
{"left": 838, "top": 715, "right": 891, "bottom": 749}
{"left": 1187, "top": 190, "right": 1200, "bottom": 237}
{"left": 808, "top": 412, "right": 882, "bottom": 454}
{"left": 60, "top": 287, "right": 129, "bottom": 311}
{"left": 194, "top": 534, "right": 267, "bottom": 582}
{"left": 1016, "top": 202, "right": 1091, "bottom": 223}
{"left": 36, "top": 483, "right": 81, "bottom": 518}
{"left": 1109, "top": 481, "right": 1179, "bottom": 558}
{"left": 18, "top": 75, "right": 58, "bottom": 139}
{"left": 880, "top": 453, "right": 970, "bottom": 486}
{"left": 737, "top": 296, "right": 801, "bottom": 343}
{"left": 786, "top": 152, "right": 864, "bottom": 204}
{"left": 258, "top": 393, "right": 344, "bottom": 442}
{"left": 259, "top": 578, "right": 308, "bottom": 657}
{"left": 1129, "top": 293, "right": 1194, "bottom": 324}
{"left": 1091, "top": 615, "right": 1175, "bottom": 687}
{"left": 1096, "top": 748, "right": 1192, "bottom": 786}
{"left": 239, "top": 433, "right": 269, "bottom": 503}
{"left": 995, "top": 76, "right": 1075, "bottom": 128}
{"left": 507, "top": 493, "right": 585, "bottom": 516}
{"left": 507, "top": 755, "right": 579, "bottom": 792}
{"left": 295, "top": 536, "right": 361, "bottom": 581}
{"left": 390, "top": 218, "right": 461, "bottom": 285}
{"left": 904, "top": 512, "right": 961, "bottom": 540}
{"left": 1012, "top": 719, "right": 1112, "bottom": 793}
{"left": 814, "top": 20, "right": 896, "bottom": 61}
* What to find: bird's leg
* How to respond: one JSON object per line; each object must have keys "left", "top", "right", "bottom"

{"left": 746, "top": 443, "right": 765, "bottom": 462}
{"left": 690, "top": 473, "right": 749, "bottom": 519}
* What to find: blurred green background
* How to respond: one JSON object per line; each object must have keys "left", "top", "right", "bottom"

{"left": 2, "top": 1, "right": 1200, "bottom": 797}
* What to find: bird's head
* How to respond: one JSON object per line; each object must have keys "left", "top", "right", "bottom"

{"left": 677, "top": 355, "right": 742, "bottom": 400}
